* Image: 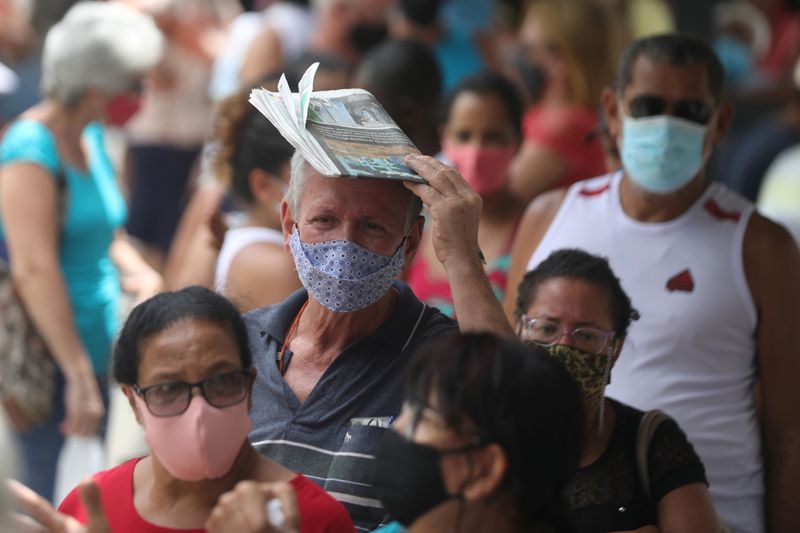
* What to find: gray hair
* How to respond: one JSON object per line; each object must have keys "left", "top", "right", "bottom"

{"left": 41, "top": 1, "right": 165, "bottom": 106}
{"left": 287, "top": 151, "right": 423, "bottom": 233}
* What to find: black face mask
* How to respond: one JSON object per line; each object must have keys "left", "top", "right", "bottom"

{"left": 514, "top": 53, "right": 548, "bottom": 103}
{"left": 372, "top": 429, "right": 482, "bottom": 526}
{"left": 349, "top": 22, "right": 388, "bottom": 53}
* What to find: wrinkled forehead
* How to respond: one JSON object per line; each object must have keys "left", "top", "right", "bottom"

{"left": 621, "top": 55, "right": 717, "bottom": 106}
{"left": 298, "top": 172, "right": 409, "bottom": 222}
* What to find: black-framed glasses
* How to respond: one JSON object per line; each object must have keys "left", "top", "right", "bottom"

{"left": 627, "top": 95, "right": 713, "bottom": 126}
{"left": 134, "top": 370, "right": 250, "bottom": 417}
{"left": 518, "top": 316, "right": 615, "bottom": 355}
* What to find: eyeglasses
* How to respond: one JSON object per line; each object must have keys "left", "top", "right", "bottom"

{"left": 400, "top": 401, "right": 484, "bottom": 452}
{"left": 134, "top": 370, "right": 250, "bottom": 417}
{"left": 518, "top": 316, "right": 615, "bottom": 355}
{"left": 627, "top": 95, "right": 713, "bottom": 126}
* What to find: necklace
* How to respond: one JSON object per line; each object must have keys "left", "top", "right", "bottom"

{"left": 277, "top": 300, "right": 308, "bottom": 375}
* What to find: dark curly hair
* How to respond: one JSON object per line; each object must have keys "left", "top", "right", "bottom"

{"left": 210, "top": 80, "right": 294, "bottom": 205}
{"left": 514, "top": 248, "right": 639, "bottom": 339}
{"left": 113, "top": 286, "right": 251, "bottom": 385}
{"left": 404, "top": 333, "right": 583, "bottom": 530}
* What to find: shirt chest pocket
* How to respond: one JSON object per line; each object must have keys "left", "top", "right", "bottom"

{"left": 327, "top": 423, "right": 388, "bottom": 486}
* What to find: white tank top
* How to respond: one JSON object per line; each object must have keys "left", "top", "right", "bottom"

{"left": 215, "top": 226, "right": 285, "bottom": 293}
{"left": 528, "top": 171, "right": 762, "bottom": 533}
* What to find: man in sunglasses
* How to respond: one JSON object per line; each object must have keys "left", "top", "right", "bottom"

{"left": 504, "top": 34, "right": 800, "bottom": 533}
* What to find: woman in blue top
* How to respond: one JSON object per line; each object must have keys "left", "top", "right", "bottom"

{"left": 0, "top": 2, "right": 164, "bottom": 501}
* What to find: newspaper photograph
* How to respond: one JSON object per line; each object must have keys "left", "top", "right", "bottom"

{"left": 306, "top": 92, "right": 423, "bottom": 182}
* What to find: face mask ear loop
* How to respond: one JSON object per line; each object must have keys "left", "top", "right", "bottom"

{"left": 597, "top": 345, "right": 614, "bottom": 435}
{"left": 453, "top": 451, "right": 475, "bottom": 533}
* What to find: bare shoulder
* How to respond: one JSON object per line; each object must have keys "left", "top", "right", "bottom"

{"left": 743, "top": 212, "right": 800, "bottom": 303}
{"left": 229, "top": 241, "right": 295, "bottom": 281}
{"left": 226, "top": 240, "right": 300, "bottom": 310}
{"left": 519, "top": 188, "right": 568, "bottom": 237}
{"left": 744, "top": 212, "right": 799, "bottom": 269}
{"left": 503, "top": 188, "right": 568, "bottom": 320}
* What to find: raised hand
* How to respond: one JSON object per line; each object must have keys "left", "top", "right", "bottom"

{"left": 206, "top": 480, "right": 300, "bottom": 533}
{"left": 7, "top": 478, "right": 110, "bottom": 533}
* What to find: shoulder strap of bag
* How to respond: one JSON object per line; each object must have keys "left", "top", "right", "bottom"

{"left": 636, "top": 410, "right": 734, "bottom": 533}
{"left": 635, "top": 408, "right": 670, "bottom": 503}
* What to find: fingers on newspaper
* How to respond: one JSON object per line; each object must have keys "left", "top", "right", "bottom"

{"left": 249, "top": 62, "right": 426, "bottom": 184}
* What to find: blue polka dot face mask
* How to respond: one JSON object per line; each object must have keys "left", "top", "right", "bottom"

{"left": 288, "top": 227, "right": 406, "bottom": 312}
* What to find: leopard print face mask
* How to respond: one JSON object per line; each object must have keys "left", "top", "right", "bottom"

{"left": 543, "top": 344, "right": 611, "bottom": 413}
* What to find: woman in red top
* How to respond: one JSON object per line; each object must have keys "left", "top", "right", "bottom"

{"left": 509, "top": 0, "right": 621, "bottom": 203}
{"left": 406, "top": 71, "right": 525, "bottom": 317}
{"left": 11, "top": 287, "right": 353, "bottom": 533}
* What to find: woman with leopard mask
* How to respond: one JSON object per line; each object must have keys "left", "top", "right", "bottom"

{"left": 514, "top": 248, "right": 722, "bottom": 532}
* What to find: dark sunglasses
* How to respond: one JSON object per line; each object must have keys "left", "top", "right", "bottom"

{"left": 627, "top": 95, "right": 713, "bottom": 126}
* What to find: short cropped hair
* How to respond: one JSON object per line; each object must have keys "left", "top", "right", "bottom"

{"left": 616, "top": 34, "right": 726, "bottom": 103}
{"left": 286, "top": 152, "right": 423, "bottom": 233}
{"left": 113, "top": 287, "right": 251, "bottom": 385}
{"left": 41, "top": 2, "right": 164, "bottom": 106}
{"left": 515, "top": 248, "right": 639, "bottom": 339}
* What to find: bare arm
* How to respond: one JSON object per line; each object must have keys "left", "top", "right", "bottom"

{"left": 405, "top": 155, "right": 513, "bottom": 336}
{"left": 110, "top": 232, "right": 162, "bottom": 305}
{"left": 508, "top": 142, "right": 566, "bottom": 204}
{"left": 502, "top": 188, "right": 565, "bottom": 324}
{"left": 240, "top": 25, "right": 283, "bottom": 89}
{"left": 163, "top": 183, "right": 225, "bottom": 290}
{"left": 743, "top": 213, "right": 800, "bottom": 532}
{"left": 0, "top": 162, "right": 102, "bottom": 435}
{"left": 656, "top": 483, "right": 721, "bottom": 532}
{"left": 224, "top": 242, "right": 301, "bottom": 312}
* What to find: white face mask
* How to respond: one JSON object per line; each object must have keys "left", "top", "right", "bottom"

{"left": 288, "top": 227, "right": 406, "bottom": 313}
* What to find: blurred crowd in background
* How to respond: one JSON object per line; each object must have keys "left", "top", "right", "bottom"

{"left": 0, "top": 0, "right": 799, "bottom": 531}
{"left": 2, "top": 0, "right": 799, "bottom": 271}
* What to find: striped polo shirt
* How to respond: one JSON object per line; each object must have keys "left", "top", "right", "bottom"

{"left": 245, "top": 282, "right": 456, "bottom": 531}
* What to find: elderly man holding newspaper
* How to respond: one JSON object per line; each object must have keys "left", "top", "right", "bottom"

{"left": 221, "top": 65, "right": 513, "bottom": 530}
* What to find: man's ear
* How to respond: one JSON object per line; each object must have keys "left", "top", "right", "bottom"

{"left": 601, "top": 86, "right": 621, "bottom": 141}
{"left": 711, "top": 100, "right": 734, "bottom": 146}
{"left": 280, "top": 199, "right": 294, "bottom": 254}
{"left": 121, "top": 384, "right": 144, "bottom": 426}
{"left": 402, "top": 215, "right": 425, "bottom": 266}
{"left": 462, "top": 444, "right": 508, "bottom": 501}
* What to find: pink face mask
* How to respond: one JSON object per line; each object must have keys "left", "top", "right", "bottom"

{"left": 442, "top": 141, "right": 516, "bottom": 196}
{"left": 134, "top": 394, "right": 253, "bottom": 481}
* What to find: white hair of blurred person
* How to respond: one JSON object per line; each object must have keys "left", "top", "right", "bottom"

{"left": 285, "top": 151, "right": 422, "bottom": 233}
{"left": 40, "top": 1, "right": 165, "bottom": 107}
{"left": 0, "top": 410, "right": 19, "bottom": 532}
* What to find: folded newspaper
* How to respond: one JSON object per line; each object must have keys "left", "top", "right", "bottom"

{"left": 249, "top": 62, "right": 425, "bottom": 183}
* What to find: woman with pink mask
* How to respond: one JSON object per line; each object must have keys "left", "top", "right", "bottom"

{"left": 0, "top": 2, "right": 163, "bottom": 502}
{"left": 407, "top": 71, "right": 524, "bottom": 317}
{"left": 11, "top": 287, "right": 354, "bottom": 532}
